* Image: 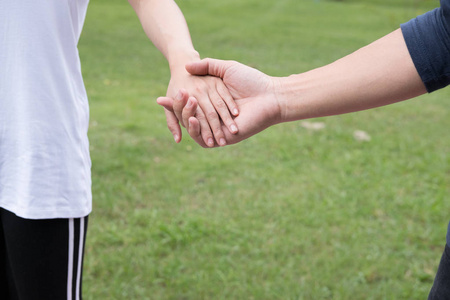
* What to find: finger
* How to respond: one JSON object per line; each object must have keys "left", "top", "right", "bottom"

{"left": 173, "top": 89, "right": 189, "bottom": 127}
{"left": 207, "top": 91, "right": 238, "bottom": 137}
{"left": 199, "top": 98, "right": 227, "bottom": 147}
{"left": 156, "top": 96, "right": 174, "bottom": 113}
{"left": 182, "top": 96, "right": 198, "bottom": 131}
{"left": 217, "top": 81, "right": 239, "bottom": 117}
{"left": 209, "top": 87, "right": 239, "bottom": 135}
{"left": 185, "top": 58, "right": 234, "bottom": 78}
{"left": 195, "top": 108, "right": 216, "bottom": 148}
{"left": 187, "top": 117, "right": 209, "bottom": 148}
{"left": 164, "top": 108, "right": 182, "bottom": 143}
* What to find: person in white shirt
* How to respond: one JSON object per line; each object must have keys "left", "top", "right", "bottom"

{"left": 0, "top": 0, "right": 237, "bottom": 299}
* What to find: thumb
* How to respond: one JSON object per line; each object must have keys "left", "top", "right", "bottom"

{"left": 185, "top": 58, "right": 232, "bottom": 78}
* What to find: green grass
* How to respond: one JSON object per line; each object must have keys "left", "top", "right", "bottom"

{"left": 79, "top": 0, "right": 449, "bottom": 299}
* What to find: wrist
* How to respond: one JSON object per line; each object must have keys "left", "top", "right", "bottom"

{"left": 268, "top": 76, "right": 285, "bottom": 125}
{"left": 168, "top": 49, "right": 200, "bottom": 74}
{"left": 276, "top": 72, "right": 322, "bottom": 123}
{"left": 275, "top": 74, "right": 303, "bottom": 123}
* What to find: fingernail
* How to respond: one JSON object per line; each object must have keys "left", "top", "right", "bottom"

{"left": 176, "top": 91, "right": 182, "bottom": 101}
{"left": 233, "top": 108, "right": 239, "bottom": 116}
{"left": 208, "top": 138, "right": 214, "bottom": 147}
{"left": 186, "top": 99, "right": 193, "bottom": 108}
{"left": 219, "top": 138, "right": 226, "bottom": 146}
{"left": 174, "top": 134, "right": 179, "bottom": 142}
{"left": 230, "top": 124, "right": 238, "bottom": 133}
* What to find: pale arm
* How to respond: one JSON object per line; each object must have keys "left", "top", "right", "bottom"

{"left": 178, "top": 29, "right": 427, "bottom": 147}
{"left": 278, "top": 29, "right": 426, "bottom": 122}
{"left": 128, "top": 0, "right": 198, "bottom": 72}
{"left": 128, "top": 0, "right": 239, "bottom": 146}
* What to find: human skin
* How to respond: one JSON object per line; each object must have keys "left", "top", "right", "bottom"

{"left": 128, "top": 0, "right": 239, "bottom": 147}
{"left": 157, "top": 29, "right": 427, "bottom": 147}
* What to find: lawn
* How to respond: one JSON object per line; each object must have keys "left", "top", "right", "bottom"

{"left": 79, "top": 0, "right": 449, "bottom": 299}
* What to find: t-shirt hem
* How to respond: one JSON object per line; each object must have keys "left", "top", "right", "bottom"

{"left": 0, "top": 203, "right": 91, "bottom": 220}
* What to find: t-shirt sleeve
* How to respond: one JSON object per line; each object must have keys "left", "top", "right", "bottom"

{"left": 400, "top": 0, "right": 450, "bottom": 92}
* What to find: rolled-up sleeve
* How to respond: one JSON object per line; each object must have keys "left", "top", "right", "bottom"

{"left": 401, "top": 0, "right": 450, "bottom": 92}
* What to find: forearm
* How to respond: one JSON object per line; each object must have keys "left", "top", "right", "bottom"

{"left": 128, "top": 0, "right": 200, "bottom": 71}
{"left": 277, "top": 29, "right": 427, "bottom": 122}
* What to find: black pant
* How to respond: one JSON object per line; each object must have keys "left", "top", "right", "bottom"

{"left": 429, "top": 244, "right": 450, "bottom": 300}
{"left": 0, "top": 208, "right": 88, "bottom": 300}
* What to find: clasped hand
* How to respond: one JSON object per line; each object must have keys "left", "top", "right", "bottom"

{"left": 158, "top": 58, "right": 282, "bottom": 147}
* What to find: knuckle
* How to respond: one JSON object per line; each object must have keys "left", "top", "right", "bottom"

{"left": 215, "top": 99, "right": 226, "bottom": 109}
{"left": 194, "top": 86, "right": 203, "bottom": 94}
{"left": 167, "top": 124, "right": 176, "bottom": 131}
{"left": 196, "top": 113, "right": 206, "bottom": 121}
{"left": 213, "top": 127, "right": 223, "bottom": 136}
{"left": 207, "top": 111, "right": 218, "bottom": 120}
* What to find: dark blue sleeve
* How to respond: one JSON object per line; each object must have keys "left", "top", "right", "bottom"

{"left": 401, "top": 0, "right": 450, "bottom": 92}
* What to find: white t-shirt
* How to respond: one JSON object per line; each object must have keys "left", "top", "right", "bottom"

{"left": 0, "top": 0, "right": 92, "bottom": 219}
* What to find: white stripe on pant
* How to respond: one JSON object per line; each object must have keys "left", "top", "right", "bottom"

{"left": 67, "top": 218, "right": 86, "bottom": 300}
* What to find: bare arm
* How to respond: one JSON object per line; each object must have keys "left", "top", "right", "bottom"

{"left": 278, "top": 29, "right": 426, "bottom": 122}
{"left": 171, "top": 29, "right": 427, "bottom": 147}
{"left": 128, "top": 0, "right": 239, "bottom": 146}
{"left": 128, "top": 0, "right": 198, "bottom": 72}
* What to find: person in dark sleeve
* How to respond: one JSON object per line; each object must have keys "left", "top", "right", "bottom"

{"left": 159, "top": 0, "right": 450, "bottom": 298}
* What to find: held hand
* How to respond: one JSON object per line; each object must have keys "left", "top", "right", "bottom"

{"left": 186, "top": 58, "right": 276, "bottom": 102}
{"left": 162, "top": 69, "right": 239, "bottom": 147}
{"left": 181, "top": 58, "right": 283, "bottom": 147}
